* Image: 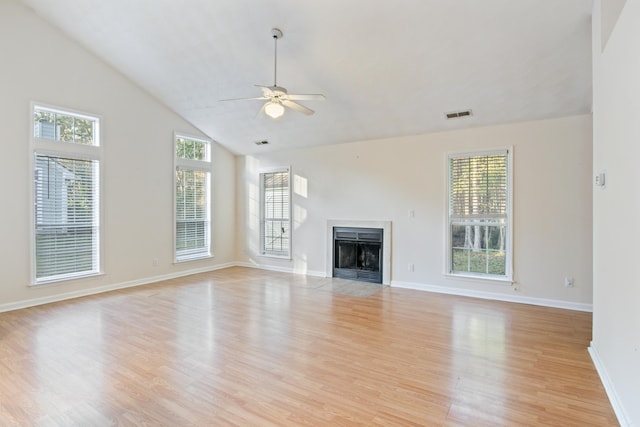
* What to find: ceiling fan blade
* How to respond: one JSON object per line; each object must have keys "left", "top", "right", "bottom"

{"left": 220, "top": 96, "right": 269, "bottom": 101}
{"left": 256, "top": 102, "right": 267, "bottom": 118}
{"left": 282, "top": 100, "right": 314, "bottom": 115}
{"left": 287, "top": 93, "right": 325, "bottom": 101}
{"left": 255, "top": 85, "right": 275, "bottom": 97}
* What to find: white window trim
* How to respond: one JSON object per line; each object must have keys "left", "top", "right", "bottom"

{"left": 259, "top": 166, "right": 292, "bottom": 259}
{"left": 173, "top": 132, "right": 213, "bottom": 263}
{"left": 29, "top": 102, "right": 103, "bottom": 285}
{"left": 444, "top": 147, "right": 513, "bottom": 283}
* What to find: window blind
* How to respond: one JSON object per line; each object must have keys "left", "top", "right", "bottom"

{"left": 449, "top": 153, "right": 508, "bottom": 220}
{"left": 175, "top": 167, "right": 210, "bottom": 261}
{"left": 262, "top": 170, "right": 290, "bottom": 256}
{"left": 34, "top": 155, "right": 99, "bottom": 281}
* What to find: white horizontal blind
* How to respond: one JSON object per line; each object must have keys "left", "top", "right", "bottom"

{"left": 34, "top": 155, "right": 99, "bottom": 281}
{"left": 175, "top": 168, "right": 210, "bottom": 260}
{"left": 448, "top": 151, "right": 510, "bottom": 277}
{"left": 450, "top": 153, "right": 507, "bottom": 220}
{"left": 175, "top": 135, "right": 211, "bottom": 262}
{"left": 261, "top": 170, "right": 290, "bottom": 257}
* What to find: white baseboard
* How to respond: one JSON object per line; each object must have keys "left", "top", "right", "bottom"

{"left": 0, "top": 262, "right": 330, "bottom": 314}
{"left": 0, "top": 265, "right": 590, "bottom": 314}
{"left": 391, "top": 280, "right": 593, "bottom": 312}
{"left": 235, "top": 261, "right": 326, "bottom": 278}
{"left": 0, "top": 262, "right": 237, "bottom": 314}
{"left": 588, "top": 343, "right": 632, "bottom": 427}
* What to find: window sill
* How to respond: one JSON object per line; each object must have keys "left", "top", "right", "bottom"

{"left": 175, "top": 254, "right": 213, "bottom": 263}
{"left": 444, "top": 272, "right": 513, "bottom": 285}
{"left": 258, "top": 253, "right": 291, "bottom": 260}
{"left": 31, "top": 271, "right": 104, "bottom": 287}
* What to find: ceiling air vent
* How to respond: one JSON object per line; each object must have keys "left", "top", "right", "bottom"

{"left": 445, "top": 109, "right": 473, "bottom": 119}
{"left": 254, "top": 140, "right": 269, "bottom": 146}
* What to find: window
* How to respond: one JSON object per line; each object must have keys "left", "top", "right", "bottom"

{"left": 175, "top": 135, "right": 211, "bottom": 262}
{"left": 34, "top": 108, "right": 96, "bottom": 144}
{"left": 32, "top": 105, "right": 101, "bottom": 283}
{"left": 447, "top": 149, "right": 512, "bottom": 280}
{"left": 260, "top": 169, "right": 291, "bottom": 258}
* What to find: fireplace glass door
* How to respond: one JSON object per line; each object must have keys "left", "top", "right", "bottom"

{"left": 333, "top": 227, "right": 383, "bottom": 283}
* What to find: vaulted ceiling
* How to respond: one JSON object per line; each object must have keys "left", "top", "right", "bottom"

{"left": 20, "top": 0, "right": 593, "bottom": 155}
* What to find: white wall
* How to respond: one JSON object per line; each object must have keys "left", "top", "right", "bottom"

{"left": 600, "top": 0, "right": 627, "bottom": 49}
{"left": 591, "top": 0, "right": 640, "bottom": 425}
{"left": 0, "top": 1, "right": 237, "bottom": 309}
{"left": 237, "top": 115, "right": 593, "bottom": 309}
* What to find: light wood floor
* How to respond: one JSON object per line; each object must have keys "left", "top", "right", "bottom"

{"left": 0, "top": 267, "right": 618, "bottom": 426}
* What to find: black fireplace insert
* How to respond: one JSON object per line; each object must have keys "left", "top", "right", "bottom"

{"left": 333, "top": 227, "right": 383, "bottom": 284}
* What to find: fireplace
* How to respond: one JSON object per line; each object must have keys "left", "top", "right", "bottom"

{"left": 333, "top": 227, "right": 383, "bottom": 283}
{"left": 326, "top": 220, "right": 391, "bottom": 285}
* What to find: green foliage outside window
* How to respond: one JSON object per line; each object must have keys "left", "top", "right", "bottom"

{"left": 34, "top": 108, "right": 96, "bottom": 145}
{"left": 176, "top": 137, "right": 208, "bottom": 161}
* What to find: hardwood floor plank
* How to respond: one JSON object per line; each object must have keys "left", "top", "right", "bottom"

{"left": 0, "top": 267, "right": 618, "bottom": 426}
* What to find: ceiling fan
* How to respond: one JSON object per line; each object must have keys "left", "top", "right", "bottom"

{"left": 222, "top": 28, "right": 325, "bottom": 119}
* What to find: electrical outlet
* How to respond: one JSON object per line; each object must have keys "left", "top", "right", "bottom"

{"left": 408, "top": 263, "right": 414, "bottom": 272}
{"left": 152, "top": 258, "right": 159, "bottom": 267}
{"left": 564, "top": 277, "right": 574, "bottom": 288}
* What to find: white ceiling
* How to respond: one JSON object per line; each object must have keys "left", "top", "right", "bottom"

{"left": 20, "top": 0, "right": 593, "bottom": 155}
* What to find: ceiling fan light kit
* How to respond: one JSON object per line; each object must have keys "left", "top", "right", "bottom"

{"left": 265, "top": 101, "right": 285, "bottom": 118}
{"left": 222, "top": 28, "right": 325, "bottom": 119}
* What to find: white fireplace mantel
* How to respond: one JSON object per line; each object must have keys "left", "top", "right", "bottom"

{"left": 326, "top": 220, "right": 391, "bottom": 285}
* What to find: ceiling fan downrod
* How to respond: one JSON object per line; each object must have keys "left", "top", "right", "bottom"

{"left": 271, "top": 28, "right": 283, "bottom": 87}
